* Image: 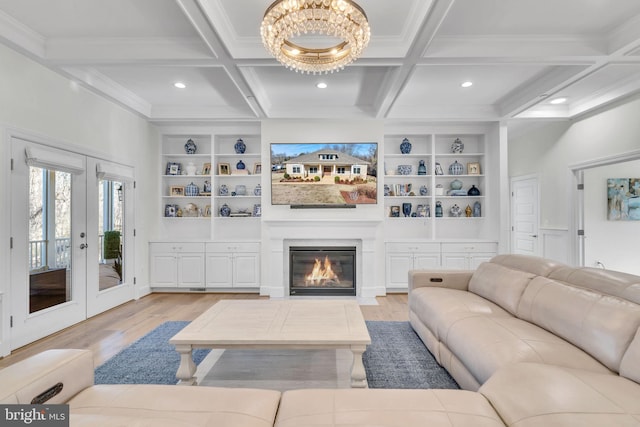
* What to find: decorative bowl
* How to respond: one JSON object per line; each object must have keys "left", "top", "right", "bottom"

{"left": 397, "top": 165, "right": 413, "bottom": 175}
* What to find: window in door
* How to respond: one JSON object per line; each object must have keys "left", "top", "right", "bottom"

{"left": 98, "top": 179, "right": 125, "bottom": 291}
{"left": 28, "top": 167, "right": 72, "bottom": 313}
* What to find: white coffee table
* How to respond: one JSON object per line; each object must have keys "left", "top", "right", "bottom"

{"left": 169, "top": 299, "right": 371, "bottom": 387}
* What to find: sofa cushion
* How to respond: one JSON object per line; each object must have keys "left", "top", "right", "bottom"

{"left": 489, "top": 254, "right": 566, "bottom": 277}
{"left": 479, "top": 363, "right": 640, "bottom": 427}
{"left": 468, "top": 263, "right": 535, "bottom": 315}
{"left": 410, "top": 287, "right": 511, "bottom": 341}
{"left": 549, "top": 266, "right": 640, "bottom": 305}
{"left": 68, "top": 384, "right": 281, "bottom": 427}
{"left": 621, "top": 328, "right": 640, "bottom": 384}
{"left": 275, "top": 389, "right": 505, "bottom": 427}
{"left": 444, "top": 315, "right": 611, "bottom": 385}
{"left": 517, "top": 276, "right": 640, "bottom": 372}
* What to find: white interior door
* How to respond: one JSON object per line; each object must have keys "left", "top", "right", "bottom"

{"left": 511, "top": 176, "right": 540, "bottom": 256}
{"left": 10, "top": 139, "right": 88, "bottom": 348}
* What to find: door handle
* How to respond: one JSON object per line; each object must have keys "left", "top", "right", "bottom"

{"left": 80, "top": 243, "right": 88, "bottom": 249}
{"left": 530, "top": 235, "right": 538, "bottom": 238}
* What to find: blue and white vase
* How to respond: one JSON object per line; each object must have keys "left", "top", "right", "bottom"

{"left": 400, "top": 138, "right": 412, "bottom": 154}
{"left": 219, "top": 203, "right": 231, "bottom": 217}
{"left": 254, "top": 184, "right": 261, "bottom": 196}
{"left": 184, "top": 138, "right": 197, "bottom": 154}
{"left": 435, "top": 201, "right": 443, "bottom": 217}
{"left": 420, "top": 185, "right": 428, "bottom": 196}
{"left": 397, "top": 164, "right": 412, "bottom": 175}
{"left": 451, "top": 138, "right": 464, "bottom": 153}
{"left": 473, "top": 201, "right": 481, "bottom": 217}
{"left": 384, "top": 184, "right": 390, "bottom": 197}
{"left": 449, "top": 160, "right": 464, "bottom": 175}
{"left": 185, "top": 182, "right": 199, "bottom": 196}
{"left": 219, "top": 184, "right": 229, "bottom": 196}
{"left": 234, "top": 138, "right": 246, "bottom": 154}
{"left": 236, "top": 160, "right": 245, "bottom": 170}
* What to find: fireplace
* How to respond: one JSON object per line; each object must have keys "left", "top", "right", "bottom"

{"left": 289, "top": 246, "right": 356, "bottom": 296}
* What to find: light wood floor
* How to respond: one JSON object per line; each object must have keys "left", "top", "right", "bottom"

{"left": 0, "top": 293, "right": 408, "bottom": 369}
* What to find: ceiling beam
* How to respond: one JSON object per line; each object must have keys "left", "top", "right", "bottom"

{"left": 175, "top": 0, "right": 266, "bottom": 119}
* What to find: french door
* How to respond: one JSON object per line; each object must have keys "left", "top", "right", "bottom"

{"left": 10, "top": 138, "right": 134, "bottom": 349}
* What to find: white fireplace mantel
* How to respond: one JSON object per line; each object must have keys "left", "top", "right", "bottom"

{"left": 261, "top": 219, "right": 385, "bottom": 298}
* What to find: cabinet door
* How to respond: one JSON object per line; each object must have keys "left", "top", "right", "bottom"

{"left": 205, "top": 252, "right": 233, "bottom": 288}
{"left": 441, "top": 253, "right": 469, "bottom": 270}
{"left": 233, "top": 253, "right": 260, "bottom": 288}
{"left": 177, "top": 253, "right": 205, "bottom": 287}
{"left": 385, "top": 253, "right": 414, "bottom": 289}
{"left": 469, "top": 253, "right": 495, "bottom": 270}
{"left": 414, "top": 253, "right": 441, "bottom": 270}
{"left": 150, "top": 253, "right": 177, "bottom": 287}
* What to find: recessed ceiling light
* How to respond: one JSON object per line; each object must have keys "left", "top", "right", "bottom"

{"left": 461, "top": 81, "right": 473, "bottom": 88}
{"left": 316, "top": 82, "right": 328, "bottom": 89}
{"left": 174, "top": 82, "right": 186, "bottom": 89}
{"left": 550, "top": 97, "right": 567, "bottom": 105}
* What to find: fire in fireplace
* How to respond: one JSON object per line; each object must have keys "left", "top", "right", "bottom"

{"left": 289, "top": 247, "right": 356, "bottom": 296}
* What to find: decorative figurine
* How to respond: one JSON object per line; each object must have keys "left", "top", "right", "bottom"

{"left": 465, "top": 204, "right": 472, "bottom": 217}
{"left": 402, "top": 202, "right": 412, "bottom": 217}
{"left": 473, "top": 201, "right": 482, "bottom": 217}
{"left": 450, "top": 204, "right": 462, "bottom": 217}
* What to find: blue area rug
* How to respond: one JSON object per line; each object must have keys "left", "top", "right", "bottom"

{"left": 363, "top": 321, "right": 459, "bottom": 389}
{"left": 95, "top": 320, "right": 458, "bottom": 389}
{"left": 94, "top": 321, "right": 210, "bottom": 385}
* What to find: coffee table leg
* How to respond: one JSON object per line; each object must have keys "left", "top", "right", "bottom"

{"left": 350, "top": 346, "right": 368, "bottom": 388}
{"left": 175, "top": 344, "right": 197, "bottom": 385}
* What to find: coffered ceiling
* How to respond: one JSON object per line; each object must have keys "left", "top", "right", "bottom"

{"left": 1, "top": 0, "right": 640, "bottom": 124}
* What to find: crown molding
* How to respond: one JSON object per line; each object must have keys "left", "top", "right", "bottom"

{"left": 0, "top": 9, "right": 45, "bottom": 57}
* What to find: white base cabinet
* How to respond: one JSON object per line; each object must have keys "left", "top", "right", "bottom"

{"left": 385, "top": 241, "right": 497, "bottom": 290}
{"left": 385, "top": 243, "right": 441, "bottom": 289}
{"left": 441, "top": 242, "right": 497, "bottom": 270}
{"left": 205, "top": 242, "right": 260, "bottom": 289}
{"left": 149, "top": 243, "right": 205, "bottom": 288}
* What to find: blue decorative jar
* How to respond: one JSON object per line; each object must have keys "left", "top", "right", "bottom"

{"left": 397, "top": 164, "right": 412, "bottom": 175}
{"left": 254, "top": 184, "right": 261, "bottom": 196}
{"left": 473, "top": 201, "right": 482, "bottom": 217}
{"left": 400, "top": 138, "right": 412, "bottom": 154}
{"left": 467, "top": 185, "right": 481, "bottom": 196}
{"left": 435, "top": 201, "right": 443, "bottom": 217}
{"left": 384, "top": 184, "right": 390, "bottom": 197}
{"left": 420, "top": 185, "right": 428, "bottom": 196}
{"left": 185, "top": 182, "right": 199, "bottom": 197}
{"left": 451, "top": 138, "right": 464, "bottom": 153}
{"left": 184, "top": 138, "right": 197, "bottom": 154}
{"left": 219, "top": 203, "right": 231, "bottom": 217}
{"left": 219, "top": 184, "right": 229, "bottom": 196}
{"left": 449, "top": 160, "right": 464, "bottom": 175}
{"left": 234, "top": 138, "right": 246, "bottom": 154}
{"left": 418, "top": 159, "right": 427, "bottom": 175}
{"left": 236, "top": 160, "right": 245, "bottom": 170}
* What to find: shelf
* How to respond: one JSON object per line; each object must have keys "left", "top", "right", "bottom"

{"left": 214, "top": 195, "right": 261, "bottom": 199}
{"left": 162, "top": 217, "right": 211, "bottom": 220}
{"left": 435, "top": 174, "right": 484, "bottom": 178}
{"left": 435, "top": 196, "right": 485, "bottom": 199}
{"left": 162, "top": 196, "right": 211, "bottom": 200}
{"left": 385, "top": 196, "right": 430, "bottom": 199}
{"left": 216, "top": 174, "right": 260, "bottom": 178}
{"left": 385, "top": 154, "right": 431, "bottom": 159}
{"left": 162, "top": 154, "right": 211, "bottom": 159}
{"left": 216, "top": 153, "right": 260, "bottom": 158}
{"left": 434, "top": 152, "right": 484, "bottom": 157}
{"left": 385, "top": 174, "right": 431, "bottom": 178}
{"left": 163, "top": 175, "right": 212, "bottom": 179}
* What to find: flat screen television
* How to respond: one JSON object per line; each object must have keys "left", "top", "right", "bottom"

{"left": 270, "top": 142, "right": 378, "bottom": 207}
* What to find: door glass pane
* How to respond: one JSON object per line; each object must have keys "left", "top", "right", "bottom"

{"left": 29, "top": 167, "right": 71, "bottom": 313}
{"left": 99, "top": 180, "right": 124, "bottom": 290}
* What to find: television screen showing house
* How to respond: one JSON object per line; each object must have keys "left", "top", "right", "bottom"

{"left": 271, "top": 143, "right": 378, "bottom": 206}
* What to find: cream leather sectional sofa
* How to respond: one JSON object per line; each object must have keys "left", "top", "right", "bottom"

{"left": 1, "top": 254, "right": 639, "bottom": 426}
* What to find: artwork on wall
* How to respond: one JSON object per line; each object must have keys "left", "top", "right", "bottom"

{"left": 607, "top": 178, "right": 640, "bottom": 220}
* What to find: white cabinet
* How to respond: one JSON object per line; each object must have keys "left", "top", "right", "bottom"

{"left": 149, "top": 243, "right": 205, "bottom": 288}
{"left": 441, "top": 242, "right": 497, "bottom": 270}
{"left": 385, "top": 242, "right": 441, "bottom": 289}
{"left": 205, "top": 242, "right": 260, "bottom": 288}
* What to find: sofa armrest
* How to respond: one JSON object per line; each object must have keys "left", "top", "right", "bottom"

{"left": 409, "top": 270, "right": 473, "bottom": 292}
{"left": 0, "top": 349, "right": 94, "bottom": 404}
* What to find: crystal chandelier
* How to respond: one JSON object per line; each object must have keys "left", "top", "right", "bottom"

{"left": 261, "top": 0, "right": 371, "bottom": 74}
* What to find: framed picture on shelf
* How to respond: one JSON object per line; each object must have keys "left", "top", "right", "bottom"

{"left": 218, "top": 162, "right": 230, "bottom": 175}
{"left": 389, "top": 205, "right": 400, "bottom": 217}
{"left": 166, "top": 162, "right": 181, "bottom": 175}
{"left": 202, "top": 162, "right": 211, "bottom": 175}
{"left": 467, "top": 162, "right": 481, "bottom": 175}
{"left": 253, "top": 162, "right": 262, "bottom": 175}
{"left": 170, "top": 186, "right": 185, "bottom": 196}
{"left": 164, "top": 204, "right": 177, "bottom": 217}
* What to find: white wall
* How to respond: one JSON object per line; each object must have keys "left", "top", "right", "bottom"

{"left": 509, "top": 95, "right": 640, "bottom": 268}
{"left": 583, "top": 159, "right": 640, "bottom": 275}
{"left": 0, "top": 43, "right": 158, "bottom": 354}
